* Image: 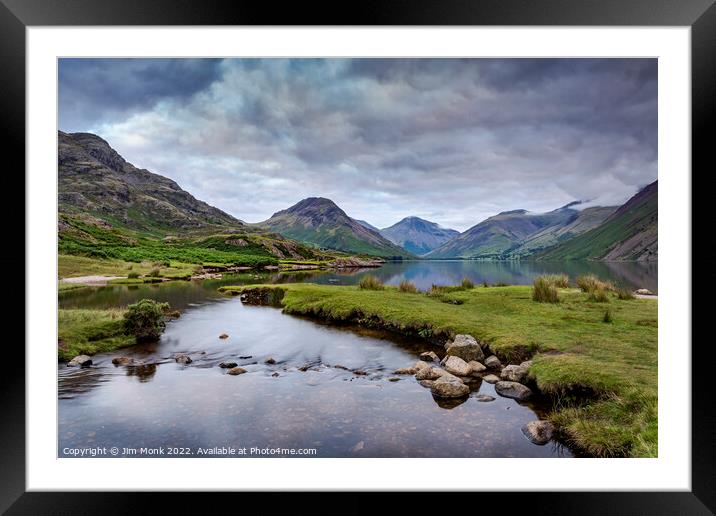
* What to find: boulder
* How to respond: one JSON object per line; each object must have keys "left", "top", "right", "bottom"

{"left": 413, "top": 360, "right": 430, "bottom": 371}
{"left": 227, "top": 367, "right": 247, "bottom": 376}
{"left": 175, "top": 354, "right": 192, "bottom": 365}
{"left": 430, "top": 375, "right": 470, "bottom": 398}
{"left": 495, "top": 381, "right": 533, "bottom": 400}
{"left": 520, "top": 360, "right": 533, "bottom": 369}
{"left": 393, "top": 367, "right": 417, "bottom": 375}
{"left": 635, "top": 288, "right": 654, "bottom": 296}
{"left": 468, "top": 361, "right": 486, "bottom": 375}
{"left": 415, "top": 367, "right": 445, "bottom": 381}
{"left": 219, "top": 361, "right": 238, "bottom": 368}
{"left": 522, "top": 420, "right": 555, "bottom": 445}
{"left": 441, "top": 355, "right": 472, "bottom": 376}
{"left": 482, "top": 374, "right": 501, "bottom": 384}
{"left": 419, "top": 351, "right": 440, "bottom": 363}
{"left": 418, "top": 379, "right": 435, "bottom": 388}
{"left": 111, "top": 356, "right": 134, "bottom": 366}
{"left": 219, "top": 333, "right": 229, "bottom": 339}
{"left": 67, "top": 355, "right": 92, "bottom": 367}
{"left": 501, "top": 364, "right": 529, "bottom": 383}
{"left": 484, "top": 355, "right": 502, "bottom": 369}
{"left": 444, "top": 334, "right": 484, "bottom": 363}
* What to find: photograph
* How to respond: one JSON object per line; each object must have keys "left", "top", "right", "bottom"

{"left": 56, "top": 57, "right": 658, "bottom": 459}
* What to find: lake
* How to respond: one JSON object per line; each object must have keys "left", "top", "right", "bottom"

{"left": 58, "top": 260, "right": 655, "bottom": 458}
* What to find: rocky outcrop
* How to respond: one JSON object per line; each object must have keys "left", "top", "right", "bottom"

{"left": 495, "top": 381, "right": 532, "bottom": 400}
{"left": 430, "top": 375, "right": 469, "bottom": 398}
{"left": 444, "top": 334, "right": 484, "bottom": 363}
{"left": 67, "top": 355, "right": 92, "bottom": 367}
{"left": 522, "top": 420, "right": 555, "bottom": 445}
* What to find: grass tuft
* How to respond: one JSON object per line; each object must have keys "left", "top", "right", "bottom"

{"left": 533, "top": 275, "right": 560, "bottom": 303}
{"left": 602, "top": 309, "right": 613, "bottom": 323}
{"left": 577, "top": 274, "right": 615, "bottom": 293}
{"left": 358, "top": 274, "right": 384, "bottom": 290}
{"left": 617, "top": 288, "right": 636, "bottom": 300}
{"left": 588, "top": 288, "right": 610, "bottom": 303}
{"left": 398, "top": 280, "right": 418, "bottom": 293}
{"left": 461, "top": 278, "right": 475, "bottom": 289}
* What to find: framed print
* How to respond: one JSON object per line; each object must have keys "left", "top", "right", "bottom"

{"left": 3, "top": 0, "right": 714, "bottom": 512}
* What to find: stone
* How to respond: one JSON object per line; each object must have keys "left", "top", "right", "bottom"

{"left": 415, "top": 367, "right": 447, "bottom": 381}
{"left": 495, "top": 381, "right": 533, "bottom": 400}
{"left": 520, "top": 360, "right": 533, "bottom": 369}
{"left": 522, "top": 420, "right": 555, "bottom": 445}
{"left": 265, "top": 357, "right": 276, "bottom": 364}
{"left": 482, "top": 374, "right": 501, "bottom": 384}
{"left": 272, "top": 372, "right": 280, "bottom": 377}
{"left": 219, "top": 361, "right": 238, "bottom": 368}
{"left": 393, "top": 367, "right": 417, "bottom": 375}
{"left": 441, "top": 355, "right": 472, "bottom": 376}
{"left": 485, "top": 355, "right": 502, "bottom": 369}
{"left": 413, "top": 360, "right": 430, "bottom": 371}
{"left": 501, "top": 364, "right": 529, "bottom": 383}
{"left": 430, "top": 375, "right": 470, "bottom": 398}
{"left": 418, "top": 379, "right": 435, "bottom": 388}
{"left": 111, "top": 356, "right": 134, "bottom": 366}
{"left": 388, "top": 377, "right": 401, "bottom": 382}
{"left": 419, "top": 351, "right": 440, "bottom": 363}
{"left": 635, "top": 288, "right": 654, "bottom": 296}
{"left": 474, "top": 394, "right": 496, "bottom": 402}
{"left": 227, "top": 367, "right": 247, "bottom": 376}
{"left": 67, "top": 355, "right": 92, "bottom": 367}
{"left": 219, "top": 333, "right": 229, "bottom": 339}
{"left": 175, "top": 354, "right": 192, "bottom": 365}
{"left": 353, "top": 370, "right": 368, "bottom": 376}
{"left": 444, "top": 334, "right": 484, "bottom": 363}
{"left": 468, "top": 361, "right": 487, "bottom": 375}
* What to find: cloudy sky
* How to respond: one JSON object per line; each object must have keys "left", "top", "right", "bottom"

{"left": 58, "top": 58, "right": 657, "bottom": 232}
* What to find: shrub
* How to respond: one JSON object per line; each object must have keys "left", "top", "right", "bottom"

{"left": 588, "top": 288, "right": 610, "bottom": 303}
{"left": 461, "top": 278, "right": 475, "bottom": 289}
{"left": 122, "top": 299, "right": 170, "bottom": 342}
{"left": 359, "top": 274, "right": 384, "bottom": 290}
{"left": 603, "top": 309, "right": 613, "bottom": 323}
{"left": 576, "top": 274, "right": 615, "bottom": 293}
{"left": 532, "top": 276, "right": 560, "bottom": 303}
{"left": 127, "top": 271, "right": 140, "bottom": 279}
{"left": 398, "top": 280, "right": 418, "bottom": 293}
{"left": 617, "top": 288, "right": 636, "bottom": 300}
{"left": 542, "top": 273, "right": 569, "bottom": 288}
{"left": 482, "top": 280, "right": 489, "bottom": 288}
{"left": 149, "top": 267, "right": 161, "bottom": 277}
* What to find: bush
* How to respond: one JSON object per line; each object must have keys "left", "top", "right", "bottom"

{"left": 588, "top": 288, "right": 610, "bottom": 303}
{"left": 461, "top": 278, "right": 475, "bottom": 289}
{"left": 359, "top": 275, "right": 384, "bottom": 290}
{"left": 617, "top": 288, "right": 636, "bottom": 300}
{"left": 576, "top": 274, "right": 615, "bottom": 293}
{"left": 542, "top": 273, "right": 569, "bottom": 288}
{"left": 149, "top": 267, "right": 161, "bottom": 277}
{"left": 123, "top": 299, "right": 170, "bottom": 342}
{"left": 482, "top": 280, "right": 489, "bottom": 288}
{"left": 398, "top": 280, "right": 418, "bottom": 293}
{"left": 127, "top": 271, "right": 140, "bottom": 279}
{"left": 532, "top": 276, "right": 560, "bottom": 303}
{"left": 603, "top": 309, "right": 613, "bottom": 323}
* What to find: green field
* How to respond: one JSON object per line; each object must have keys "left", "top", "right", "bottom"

{"left": 219, "top": 282, "right": 658, "bottom": 457}
{"left": 58, "top": 308, "right": 135, "bottom": 361}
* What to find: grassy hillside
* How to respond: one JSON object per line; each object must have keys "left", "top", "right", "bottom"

{"left": 538, "top": 182, "right": 657, "bottom": 261}
{"left": 219, "top": 282, "right": 657, "bottom": 458}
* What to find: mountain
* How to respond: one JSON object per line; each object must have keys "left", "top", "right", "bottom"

{"left": 380, "top": 217, "right": 459, "bottom": 256}
{"left": 355, "top": 219, "right": 381, "bottom": 232}
{"left": 257, "top": 197, "right": 412, "bottom": 257}
{"left": 537, "top": 181, "right": 657, "bottom": 261}
{"left": 424, "top": 206, "right": 579, "bottom": 259}
{"left": 504, "top": 205, "right": 617, "bottom": 258}
{"left": 59, "top": 131, "right": 241, "bottom": 233}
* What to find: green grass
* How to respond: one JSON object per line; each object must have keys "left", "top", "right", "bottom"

{"left": 58, "top": 309, "right": 135, "bottom": 361}
{"left": 532, "top": 276, "right": 560, "bottom": 303}
{"left": 219, "top": 282, "right": 657, "bottom": 457}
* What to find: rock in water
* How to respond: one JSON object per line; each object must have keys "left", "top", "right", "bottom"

{"left": 67, "top": 355, "right": 92, "bottom": 367}
{"left": 495, "top": 381, "right": 533, "bottom": 400}
{"left": 418, "top": 379, "right": 435, "bottom": 388}
{"left": 431, "top": 375, "right": 470, "bottom": 398}
{"left": 219, "top": 333, "right": 229, "bottom": 339}
{"left": 441, "top": 355, "right": 472, "bottom": 376}
{"left": 413, "top": 360, "right": 430, "bottom": 371}
{"left": 474, "top": 394, "right": 496, "bottom": 402}
{"left": 219, "top": 361, "right": 238, "bottom": 368}
{"left": 175, "top": 354, "right": 192, "bottom": 364}
{"left": 522, "top": 420, "right": 555, "bottom": 445}
{"left": 444, "top": 334, "right": 484, "bottom": 363}
{"left": 265, "top": 357, "right": 276, "bottom": 364}
{"left": 419, "top": 351, "right": 440, "bottom": 363}
{"left": 482, "top": 374, "right": 500, "bottom": 384}
{"left": 415, "top": 367, "right": 445, "bottom": 381}
{"left": 111, "top": 356, "right": 134, "bottom": 366}
{"left": 468, "top": 361, "right": 486, "bottom": 375}
{"left": 501, "top": 364, "right": 529, "bottom": 383}
{"left": 485, "top": 355, "right": 502, "bottom": 369}
{"left": 227, "top": 367, "right": 247, "bottom": 376}
{"left": 393, "top": 367, "right": 417, "bottom": 375}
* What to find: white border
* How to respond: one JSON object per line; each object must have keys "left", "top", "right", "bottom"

{"left": 27, "top": 27, "right": 690, "bottom": 491}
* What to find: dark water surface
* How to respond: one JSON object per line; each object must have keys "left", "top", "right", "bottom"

{"left": 58, "top": 299, "right": 570, "bottom": 458}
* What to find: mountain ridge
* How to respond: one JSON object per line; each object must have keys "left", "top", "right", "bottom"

{"left": 380, "top": 216, "right": 459, "bottom": 256}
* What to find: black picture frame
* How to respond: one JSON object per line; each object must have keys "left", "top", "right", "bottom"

{"left": 2, "top": 0, "right": 713, "bottom": 513}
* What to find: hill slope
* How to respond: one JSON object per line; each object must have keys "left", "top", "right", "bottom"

{"left": 380, "top": 217, "right": 459, "bottom": 255}
{"left": 537, "top": 181, "right": 657, "bottom": 261}
{"left": 257, "top": 198, "right": 412, "bottom": 258}
{"left": 59, "top": 131, "right": 241, "bottom": 233}
{"left": 425, "top": 207, "right": 577, "bottom": 259}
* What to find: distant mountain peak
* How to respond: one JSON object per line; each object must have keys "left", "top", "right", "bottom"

{"left": 380, "top": 216, "right": 459, "bottom": 256}
{"left": 497, "top": 209, "right": 528, "bottom": 216}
